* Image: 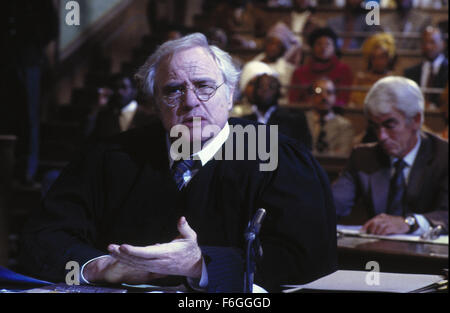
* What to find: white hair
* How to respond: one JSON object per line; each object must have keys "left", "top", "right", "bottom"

{"left": 364, "top": 76, "right": 425, "bottom": 125}
{"left": 135, "top": 33, "right": 240, "bottom": 104}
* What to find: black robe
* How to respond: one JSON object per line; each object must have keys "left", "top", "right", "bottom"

{"left": 19, "top": 118, "right": 337, "bottom": 292}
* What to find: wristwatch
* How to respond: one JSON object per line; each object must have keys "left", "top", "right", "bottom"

{"left": 404, "top": 215, "right": 418, "bottom": 233}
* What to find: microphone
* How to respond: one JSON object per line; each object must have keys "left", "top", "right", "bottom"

{"left": 244, "top": 208, "right": 266, "bottom": 293}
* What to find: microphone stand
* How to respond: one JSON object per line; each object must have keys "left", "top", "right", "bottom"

{"left": 244, "top": 208, "right": 266, "bottom": 293}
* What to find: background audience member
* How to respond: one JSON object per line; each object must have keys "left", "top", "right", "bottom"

{"left": 349, "top": 33, "right": 396, "bottom": 108}
{"left": 208, "top": 0, "right": 267, "bottom": 49}
{"left": 404, "top": 26, "right": 448, "bottom": 109}
{"left": 327, "top": 0, "right": 381, "bottom": 50}
{"left": 381, "top": 0, "right": 431, "bottom": 50}
{"left": 252, "top": 22, "right": 302, "bottom": 103}
{"left": 333, "top": 76, "right": 448, "bottom": 235}
{"left": 1, "top": 0, "right": 58, "bottom": 187}
{"left": 243, "top": 73, "right": 313, "bottom": 149}
{"left": 306, "top": 77, "right": 354, "bottom": 156}
{"left": 289, "top": 0, "right": 323, "bottom": 46}
{"left": 239, "top": 60, "right": 278, "bottom": 106}
{"left": 438, "top": 84, "right": 448, "bottom": 140}
{"left": 87, "top": 73, "right": 154, "bottom": 140}
{"left": 289, "top": 27, "right": 353, "bottom": 107}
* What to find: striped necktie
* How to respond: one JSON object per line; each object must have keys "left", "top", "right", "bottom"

{"left": 171, "top": 159, "right": 200, "bottom": 190}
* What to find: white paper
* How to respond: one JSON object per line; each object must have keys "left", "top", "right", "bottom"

{"left": 337, "top": 225, "right": 449, "bottom": 245}
{"left": 282, "top": 270, "right": 444, "bottom": 293}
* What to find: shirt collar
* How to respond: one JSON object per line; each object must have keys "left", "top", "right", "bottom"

{"left": 167, "top": 122, "right": 230, "bottom": 168}
{"left": 425, "top": 53, "right": 445, "bottom": 74}
{"left": 121, "top": 100, "right": 138, "bottom": 113}
{"left": 312, "top": 110, "right": 335, "bottom": 122}
{"left": 252, "top": 105, "right": 277, "bottom": 124}
{"left": 391, "top": 133, "right": 421, "bottom": 168}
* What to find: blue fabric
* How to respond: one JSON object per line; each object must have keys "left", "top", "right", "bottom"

{"left": 200, "top": 246, "right": 244, "bottom": 293}
{"left": 387, "top": 159, "right": 407, "bottom": 216}
{"left": 171, "top": 159, "right": 199, "bottom": 190}
{"left": 0, "top": 266, "right": 51, "bottom": 286}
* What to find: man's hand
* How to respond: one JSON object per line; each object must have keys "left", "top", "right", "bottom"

{"left": 361, "top": 213, "right": 410, "bottom": 235}
{"left": 108, "top": 217, "right": 203, "bottom": 279}
{"left": 83, "top": 255, "right": 165, "bottom": 284}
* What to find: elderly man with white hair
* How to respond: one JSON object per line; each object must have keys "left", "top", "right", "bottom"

{"left": 19, "top": 33, "right": 337, "bottom": 292}
{"left": 332, "top": 76, "right": 448, "bottom": 235}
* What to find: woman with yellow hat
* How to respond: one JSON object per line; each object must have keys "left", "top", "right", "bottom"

{"left": 349, "top": 33, "right": 397, "bottom": 108}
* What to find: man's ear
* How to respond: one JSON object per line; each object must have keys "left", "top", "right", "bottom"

{"left": 412, "top": 113, "right": 422, "bottom": 130}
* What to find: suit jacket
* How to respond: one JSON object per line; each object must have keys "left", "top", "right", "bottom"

{"left": 381, "top": 11, "right": 431, "bottom": 50}
{"left": 19, "top": 118, "right": 337, "bottom": 292}
{"left": 404, "top": 57, "right": 449, "bottom": 106}
{"left": 332, "top": 132, "right": 448, "bottom": 231}
{"left": 243, "top": 107, "right": 313, "bottom": 150}
{"left": 88, "top": 104, "right": 156, "bottom": 140}
{"left": 306, "top": 111, "right": 354, "bottom": 157}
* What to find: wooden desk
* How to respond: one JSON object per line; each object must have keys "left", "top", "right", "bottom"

{"left": 337, "top": 235, "right": 448, "bottom": 275}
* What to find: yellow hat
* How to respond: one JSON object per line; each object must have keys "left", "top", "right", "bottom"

{"left": 362, "top": 33, "right": 396, "bottom": 62}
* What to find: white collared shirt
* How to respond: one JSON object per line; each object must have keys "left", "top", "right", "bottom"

{"left": 390, "top": 133, "right": 421, "bottom": 184}
{"left": 118, "top": 100, "right": 138, "bottom": 131}
{"left": 167, "top": 122, "right": 230, "bottom": 169}
{"left": 390, "top": 134, "right": 430, "bottom": 234}
{"left": 420, "top": 54, "right": 445, "bottom": 88}
{"left": 251, "top": 105, "right": 277, "bottom": 125}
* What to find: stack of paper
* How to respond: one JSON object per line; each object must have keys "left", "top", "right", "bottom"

{"left": 337, "top": 225, "right": 449, "bottom": 245}
{"left": 283, "top": 270, "right": 445, "bottom": 293}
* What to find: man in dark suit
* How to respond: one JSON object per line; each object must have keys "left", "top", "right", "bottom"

{"left": 404, "top": 26, "right": 449, "bottom": 108}
{"left": 332, "top": 76, "right": 448, "bottom": 235}
{"left": 87, "top": 73, "right": 154, "bottom": 140}
{"left": 243, "top": 72, "right": 312, "bottom": 150}
{"left": 19, "top": 33, "right": 337, "bottom": 292}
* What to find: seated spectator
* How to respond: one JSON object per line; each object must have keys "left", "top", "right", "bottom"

{"left": 239, "top": 60, "right": 278, "bottom": 106}
{"left": 208, "top": 0, "right": 266, "bottom": 49}
{"left": 289, "top": 27, "right": 353, "bottom": 107}
{"left": 87, "top": 73, "right": 155, "bottom": 140}
{"left": 252, "top": 22, "right": 301, "bottom": 104}
{"left": 381, "top": 0, "right": 431, "bottom": 50}
{"left": 404, "top": 26, "right": 448, "bottom": 109}
{"left": 243, "top": 72, "right": 313, "bottom": 149}
{"left": 289, "top": 0, "right": 323, "bottom": 46}
{"left": 332, "top": 76, "right": 448, "bottom": 235}
{"left": 306, "top": 77, "right": 354, "bottom": 156}
{"left": 205, "top": 27, "right": 228, "bottom": 50}
{"left": 327, "top": 0, "right": 381, "bottom": 50}
{"left": 349, "top": 33, "right": 396, "bottom": 108}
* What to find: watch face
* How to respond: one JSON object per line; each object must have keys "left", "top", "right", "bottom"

{"left": 405, "top": 216, "right": 416, "bottom": 226}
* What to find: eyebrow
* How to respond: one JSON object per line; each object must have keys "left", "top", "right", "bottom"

{"left": 369, "top": 118, "right": 398, "bottom": 127}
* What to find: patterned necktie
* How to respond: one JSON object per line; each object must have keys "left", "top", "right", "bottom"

{"left": 316, "top": 115, "right": 328, "bottom": 153}
{"left": 387, "top": 159, "right": 407, "bottom": 216}
{"left": 171, "top": 159, "right": 199, "bottom": 190}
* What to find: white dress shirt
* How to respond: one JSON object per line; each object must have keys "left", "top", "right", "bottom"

{"left": 420, "top": 54, "right": 446, "bottom": 88}
{"left": 390, "top": 134, "right": 430, "bottom": 235}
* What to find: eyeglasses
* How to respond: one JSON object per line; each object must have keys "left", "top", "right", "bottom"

{"left": 162, "top": 82, "right": 225, "bottom": 107}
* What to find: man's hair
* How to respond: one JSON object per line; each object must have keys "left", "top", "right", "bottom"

{"left": 364, "top": 76, "right": 424, "bottom": 125}
{"left": 135, "top": 32, "right": 240, "bottom": 105}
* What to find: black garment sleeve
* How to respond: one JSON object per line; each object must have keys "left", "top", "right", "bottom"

{"left": 18, "top": 144, "right": 108, "bottom": 282}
